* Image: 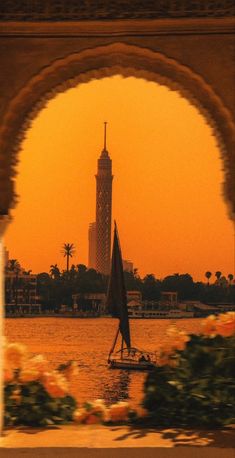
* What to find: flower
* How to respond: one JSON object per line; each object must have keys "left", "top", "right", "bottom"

{"left": 166, "top": 326, "right": 190, "bottom": 352}
{"left": 18, "top": 354, "right": 49, "bottom": 383}
{"left": 73, "top": 408, "right": 88, "bottom": 424}
{"left": 42, "top": 371, "right": 69, "bottom": 398}
{"left": 155, "top": 326, "right": 190, "bottom": 367}
{"left": 29, "top": 354, "right": 49, "bottom": 374}
{"left": 75, "top": 399, "right": 109, "bottom": 424}
{"left": 73, "top": 401, "right": 108, "bottom": 425}
{"left": 201, "top": 313, "right": 235, "bottom": 338}
{"left": 201, "top": 314, "right": 217, "bottom": 336}
{"left": 90, "top": 399, "right": 108, "bottom": 421}
{"left": 215, "top": 312, "right": 235, "bottom": 337}
{"left": 85, "top": 414, "right": 101, "bottom": 425}
{"left": 5, "top": 343, "right": 27, "bottom": 369}
{"left": 19, "top": 368, "right": 40, "bottom": 383}
{"left": 108, "top": 401, "right": 130, "bottom": 422}
{"left": 4, "top": 367, "right": 14, "bottom": 383}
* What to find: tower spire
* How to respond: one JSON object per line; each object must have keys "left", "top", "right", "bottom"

{"left": 104, "top": 121, "right": 107, "bottom": 150}
{"left": 96, "top": 122, "right": 113, "bottom": 275}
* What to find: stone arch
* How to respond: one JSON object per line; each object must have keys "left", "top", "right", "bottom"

{"left": 0, "top": 42, "right": 234, "bottom": 219}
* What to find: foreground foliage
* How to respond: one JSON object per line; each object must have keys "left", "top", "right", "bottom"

{"left": 4, "top": 342, "right": 78, "bottom": 426}
{"left": 142, "top": 313, "right": 235, "bottom": 427}
{"left": 5, "top": 382, "right": 76, "bottom": 427}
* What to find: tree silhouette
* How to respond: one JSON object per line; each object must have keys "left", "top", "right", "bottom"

{"left": 215, "top": 271, "right": 222, "bottom": 283}
{"left": 50, "top": 264, "right": 60, "bottom": 279}
{"left": 7, "top": 259, "right": 20, "bottom": 273}
{"left": 62, "top": 243, "right": 75, "bottom": 271}
{"left": 205, "top": 271, "right": 212, "bottom": 285}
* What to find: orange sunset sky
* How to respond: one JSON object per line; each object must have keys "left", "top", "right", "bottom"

{"left": 5, "top": 76, "right": 234, "bottom": 281}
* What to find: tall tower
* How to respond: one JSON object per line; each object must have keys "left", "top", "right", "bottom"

{"left": 88, "top": 222, "right": 96, "bottom": 269}
{"left": 95, "top": 122, "right": 113, "bottom": 275}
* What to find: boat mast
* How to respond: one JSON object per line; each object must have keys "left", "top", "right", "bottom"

{"left": 121, "top": 336, "right": 124, "bottom": 360}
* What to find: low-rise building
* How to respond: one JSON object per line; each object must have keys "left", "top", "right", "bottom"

{"left": 159, "top": 291, "right": 178, "bottom": 309}
{"left": 127, "top": 290, "right": 142, "bottom": 302}
{"left": 5, "top": 267, "right": 41, "bottom": 315}
{"left": 72, "top": 292, "right": 106, "bottom": 315}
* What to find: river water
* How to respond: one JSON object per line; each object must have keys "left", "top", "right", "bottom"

{"left": 5, "top": 317, "right": 202, "bottom": 407}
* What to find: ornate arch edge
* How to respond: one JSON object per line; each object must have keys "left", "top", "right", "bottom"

{"left": 0, "top": 42, "right": 234, "bottom": 221}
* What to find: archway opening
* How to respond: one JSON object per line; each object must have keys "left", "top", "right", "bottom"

{"left": 5, "top": 75, "right": 234, "bottom": 280}
{"left": 3, "top": 72, "right": 235, "bottom": 408}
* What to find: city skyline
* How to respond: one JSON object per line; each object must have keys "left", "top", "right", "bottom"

{"left": 4, "top": 76, "right": 234, "bottom": 280}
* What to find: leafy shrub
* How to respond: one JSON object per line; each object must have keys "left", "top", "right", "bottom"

{"left": 4, "top": 341, "right": 78, "bottom": 426}
{"left": 142, "top": 313, "right": 235, "bottom": 427}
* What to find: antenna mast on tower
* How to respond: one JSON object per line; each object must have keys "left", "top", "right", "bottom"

{"left": 104, "top": 121, "right": 107, "bottom": 150}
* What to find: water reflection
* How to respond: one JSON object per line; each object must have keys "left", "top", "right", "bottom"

{"left": 102, "top": 370, "right": 130, "bottom": 404}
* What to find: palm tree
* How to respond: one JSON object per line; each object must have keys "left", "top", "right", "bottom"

{"left": 77, "top": 264, "right": 87, "bottom": 275}
{"left": 215, "top": 271, "right": 222, "bottom": 283}
{"left": 205, "top": 271, "right": 212, "bottom": 285}
{"left": 50, "top": 264, "right": 60, "bottom": 279}
{"left": 228, "top": 273, "right": 234, "bottom": 285}
{"left": 23, "top": 269, "right": 32, "bottom": 275}
{"left": 7, "top": 259, "right": 20, "bottom": 273}
{"left": 61, "top": 243, "right": 75, "bottom": 271}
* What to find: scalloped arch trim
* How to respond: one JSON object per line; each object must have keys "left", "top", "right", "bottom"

{"left": 0, "top": 42, "right": 234, "bottom": 219}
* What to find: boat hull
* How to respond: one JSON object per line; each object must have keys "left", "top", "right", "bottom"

{"left": 109, "top": 359, "right": 155, "bottom": 371}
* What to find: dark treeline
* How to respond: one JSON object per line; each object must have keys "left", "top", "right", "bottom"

{"left": 36, "top": 265, "right": 235, "bottom": 311}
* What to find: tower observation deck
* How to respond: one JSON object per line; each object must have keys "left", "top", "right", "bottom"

{"left": 95, "top": 123, "right": 113, "bottom": 275}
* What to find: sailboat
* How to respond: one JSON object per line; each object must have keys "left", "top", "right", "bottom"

{"left": 107, "top": 222, "right": 156, "bottom": 370}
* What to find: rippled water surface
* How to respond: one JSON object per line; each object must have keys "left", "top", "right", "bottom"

{"left": 5, "top": 317, "right": 202, "bottom": 406}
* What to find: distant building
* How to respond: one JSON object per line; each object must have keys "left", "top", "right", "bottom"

{"left": 5, "top": 265, "right": 41, "bottom": 314}
{"left": 88, "top": 222, "right": 96, "bottom": 269}
{"left": 72, "top": 292, "right": 106, "bottom": 314}
{"left": 95, "top": 122, "right": 113, "bottom": 275}
{"left": 127, "top": 291, "right": 142, "bottom": 302}
{"left": 123, "top": 259, "right": 133, "bottom": 273}
{"left": 160, "top": 291, "right": 178, "bottom": 308}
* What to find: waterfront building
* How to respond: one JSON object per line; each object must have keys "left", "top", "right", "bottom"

{"left": 95, "top": 122, "right": 113, "bottom": 275}
{"left": 72, "top": 292, "right": 106, "bottom": 315}
{"left": 127, "top": 290, "right": 142, "bottom": 302}
{"left": 88, "top": 222, "right": 96, "bottom": 269}
{"left": 5, "top": 261, "right": 41, "bottom": 315}
{"left": 159, "top": 291, "right": 178, "bottom": 308}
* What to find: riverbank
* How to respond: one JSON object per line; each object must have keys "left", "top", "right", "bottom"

{"left": 6, "top": 313, "right": 233, "bottom": 319}
{"left": 5, "top": 306, "right": 235, "bottom": 319}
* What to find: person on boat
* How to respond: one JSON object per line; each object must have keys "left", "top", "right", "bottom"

{"left": 139, "top": 354, "right": 147, "bottom": 363}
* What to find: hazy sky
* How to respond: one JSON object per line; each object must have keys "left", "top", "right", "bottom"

{"left": 5, "top": 76, "right": 234, "bottom": 281}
